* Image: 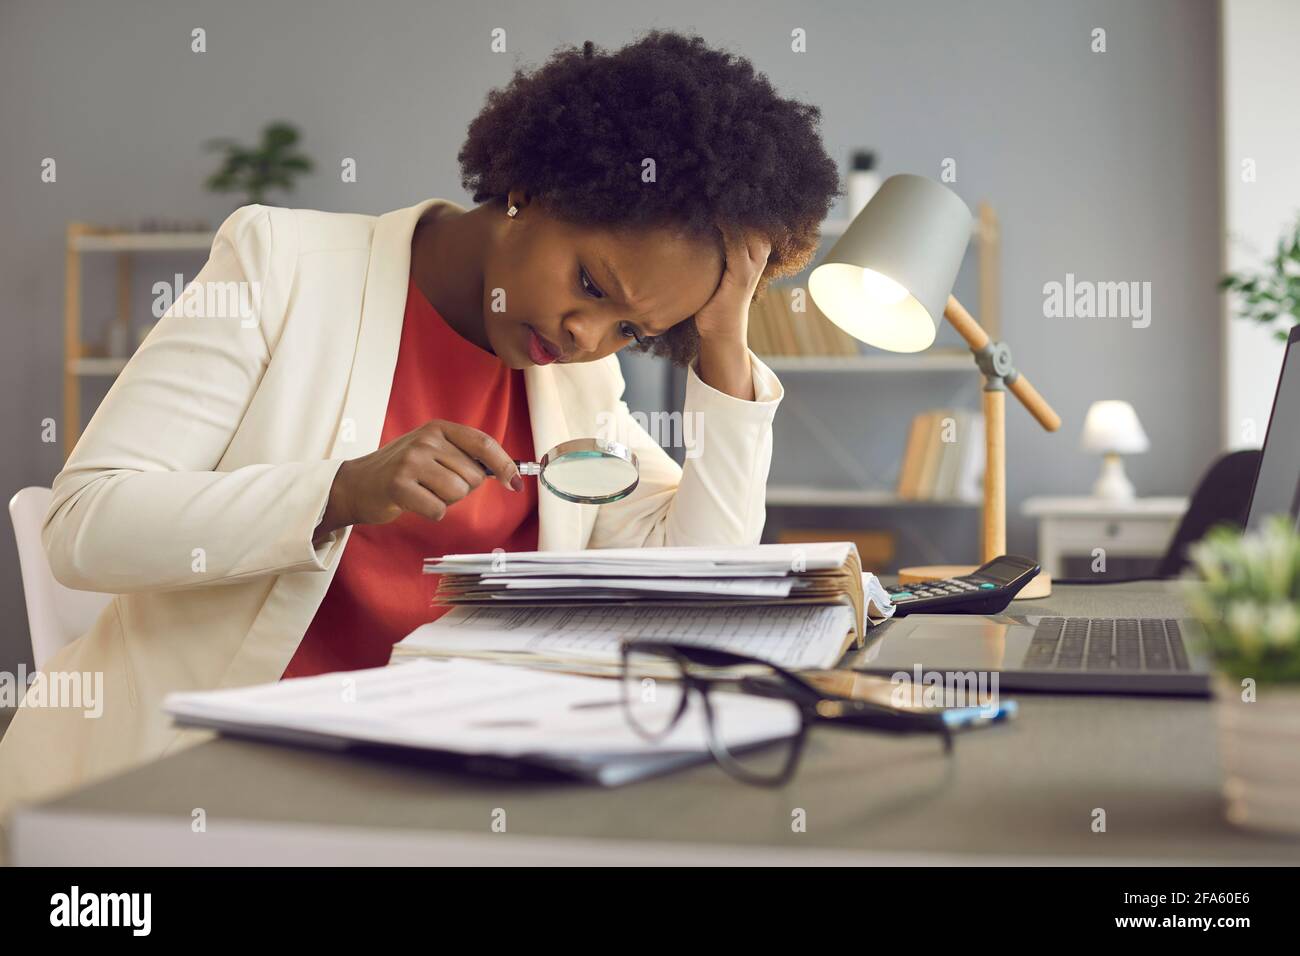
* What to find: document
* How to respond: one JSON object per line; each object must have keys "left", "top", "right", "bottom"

{"left": 393, "top": 602, "right": 859, "bottom": 672}
{"left": 164, "top": 658, "right": 801, "bottom": 786}
{"left": 485, "top": 577, "right": 796, "bottom": 598}
{"left": 424, "top": 541, "right": 857, "bottom": 577}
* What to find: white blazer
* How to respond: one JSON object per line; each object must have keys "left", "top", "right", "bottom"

{"left": 0, "top": 198, "right": 783, "bottom": 818}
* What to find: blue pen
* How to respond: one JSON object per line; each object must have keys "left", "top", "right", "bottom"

{"left": 940, "top": 699, "right": 1018, "bottom": 730}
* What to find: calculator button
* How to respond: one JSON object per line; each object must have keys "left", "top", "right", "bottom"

{"left": 978, "top": 583, "right": 997, "bottom": 589}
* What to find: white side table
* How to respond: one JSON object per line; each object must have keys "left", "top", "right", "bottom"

{"left": 1021, "top": 496, "right": 1189, "bottom": 578}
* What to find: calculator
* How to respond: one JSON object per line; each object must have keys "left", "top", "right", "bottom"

{"left": 885, "top": 555, "right": 1041, "bottom": 616}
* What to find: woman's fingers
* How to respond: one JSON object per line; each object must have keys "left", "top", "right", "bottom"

{"left": 718, "top": 227, "right": 772, "bottom": 290}
{"left": 415, "top": 460, "right": 473, "bottom": 508}
{"left": 438, "top": 421, "right": 521, "bottom": 490}
{"left": 430, "top": 442, "right": 489, "bottom": 492}
{"left": 336, "top": 418, "right": 523, "bottom": 529}
{"left": 391, "top": 474, "right": 453, "bottom": 523}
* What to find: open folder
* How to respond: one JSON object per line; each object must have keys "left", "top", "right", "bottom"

{"left": 397, "top": 543, "right": 895, "bottom": 673}
{"left": 164, "top": 658, "right": 802, "bottom": 786}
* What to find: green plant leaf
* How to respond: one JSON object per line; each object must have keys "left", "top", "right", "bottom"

{"left": 203, "top": 121, "right": 313, "bottom": 206}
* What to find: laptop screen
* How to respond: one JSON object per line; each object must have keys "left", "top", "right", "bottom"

{"left": 1245, "top": 326, "right": 1300, "bottom": 532}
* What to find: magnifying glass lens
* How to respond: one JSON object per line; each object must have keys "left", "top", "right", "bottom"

{"left": 484, "top": 438, "right": 640, "bottom": 505}
{"left": 542, "top": 450, "right": 639, "bottom": 502}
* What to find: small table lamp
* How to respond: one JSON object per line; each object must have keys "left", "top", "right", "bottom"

{"left": 1081, "top": 400, "right": 1149, "bottom": 500}
{"left": 809, "top": 174, "right": 1062, "bottom": 597}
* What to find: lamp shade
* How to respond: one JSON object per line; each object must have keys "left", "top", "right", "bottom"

{"left": 809, "top": 174, "right": 972, "bottom": 353}
{"left": 1080, "top": 400, "right": 1150, "bottom": 454}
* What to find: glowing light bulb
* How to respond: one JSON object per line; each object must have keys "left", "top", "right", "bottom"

{"left": 860, "top": 268, "right": 909, "bottom": 305}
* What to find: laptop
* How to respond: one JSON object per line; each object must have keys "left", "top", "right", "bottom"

{"left": 1244, "top": 323, "right": 1300, "bottom": 532}
{"left": 857, "top": 325, "right": 1300, "bottom": 697}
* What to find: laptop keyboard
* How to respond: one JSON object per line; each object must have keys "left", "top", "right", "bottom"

{"left": 1024, "top": 617, "right": 1191, "bottom": 671}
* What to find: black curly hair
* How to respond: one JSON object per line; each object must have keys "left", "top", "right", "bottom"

{"left": 457, "top": 30, "right": 842, "bottom": 365}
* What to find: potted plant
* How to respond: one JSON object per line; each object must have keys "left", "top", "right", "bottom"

{"left": 1185, "top": 516, "right": 1300, "bottom": 835}
{"left": 204, "top": 121, "right": 314, "bottom": 208}
{"left": 1220, "top": 215, "right": 1300, "bottom": 341}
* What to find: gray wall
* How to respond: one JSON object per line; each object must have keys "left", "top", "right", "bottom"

{"left": 0, "top": 0, "right": 1222, "bottom": 672}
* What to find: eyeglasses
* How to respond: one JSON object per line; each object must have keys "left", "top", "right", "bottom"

{"left": 619, "top": 639, "right": 960, "bottom": 788}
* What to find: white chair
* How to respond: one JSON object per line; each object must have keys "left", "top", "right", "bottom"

{"left": 8, "top": 487, "right": 113, "bottom": 670}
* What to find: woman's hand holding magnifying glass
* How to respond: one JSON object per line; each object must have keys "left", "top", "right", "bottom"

{"left": 314, "top": 420, "right": 522, "bottom": 544}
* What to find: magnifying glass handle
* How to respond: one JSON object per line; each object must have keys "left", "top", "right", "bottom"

{"left": 476, "top": 459, "right": 541, "bottom": 477}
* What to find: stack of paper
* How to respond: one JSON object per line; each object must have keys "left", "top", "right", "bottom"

{"left": 424, "top": 542, "right": 874, "bottom": 624}
{"left": 164, "top": 658, "right": 802, "bottom": 786}
{"left": 425, "top": 542, "right": 856, "bottom": 578}
{"left": 394, "top": 603, "right": 863, "bottom": 674}
{"left": 399, "top": 543, "right": 895, "bottom": 673}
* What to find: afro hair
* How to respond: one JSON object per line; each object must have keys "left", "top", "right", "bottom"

{"left": 457, "top": 30, "right": 842, "bottom": 365}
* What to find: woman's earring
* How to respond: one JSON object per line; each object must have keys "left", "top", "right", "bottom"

{"left": 507, "top": 204, "right": 519, "bottom": 219}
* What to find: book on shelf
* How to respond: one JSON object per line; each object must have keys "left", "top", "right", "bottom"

{"left": 747, "top": 285, "right": 861, "bottom": 358}
{"left": 897, "top": 408, "right": 985, "bottom": 502}
{"left": 896, "top": 410, "right": 932, "bottom": 500}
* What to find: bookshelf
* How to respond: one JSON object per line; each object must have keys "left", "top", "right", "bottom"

{"left": 70, "top": 231, "right": 215, "bottom": 253}
{"left": 63, "top": 223, "right": 217, "bottom": 454}
{"left": 754, "top": 201, "right": 1000, "bottom": 516}
{"left": 762, "top": 352, "right": 972, "bottom": 373}
{"left": 766, "top": 485, "right": 980, "bottom": 508}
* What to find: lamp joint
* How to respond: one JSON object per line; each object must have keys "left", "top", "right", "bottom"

{"left": 973, "top": 341, "right": 1017, "bottom": 391}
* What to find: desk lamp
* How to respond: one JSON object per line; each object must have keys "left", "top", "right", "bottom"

{"left": 808, "top": 174, "right": 1061, "bottom": 597}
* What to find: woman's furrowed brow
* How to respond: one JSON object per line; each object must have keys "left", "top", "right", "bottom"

{"left": 596, "top": 255, "right": 632, "bottom": 302}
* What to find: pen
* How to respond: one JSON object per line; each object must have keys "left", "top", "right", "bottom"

{"left": 813, "top": 697, "right": 1017, "bottom": 734}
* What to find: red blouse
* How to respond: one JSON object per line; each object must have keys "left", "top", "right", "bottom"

{"left": 282, "top": 275, "right": 539, "bottom": 678}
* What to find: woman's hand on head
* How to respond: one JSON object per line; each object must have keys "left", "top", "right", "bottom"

{"left": 314, "top": 421, "right": 522, "bottom": 542}
{"left": 690, "top": 229, "right": 771, "bottom": 401}
{"left": 691, "top": 229, "right": 772, "bottom": 343}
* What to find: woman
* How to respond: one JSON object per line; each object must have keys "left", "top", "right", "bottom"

{"left": 0, "top": 31, "right": 840, "bottom": 812}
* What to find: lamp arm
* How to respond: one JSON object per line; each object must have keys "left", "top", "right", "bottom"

{"left": 1001, "top": 370, "right": 1061, "bottom": 433}
{"left": 943, "top": 296, "right": 1061, "bottom": 432}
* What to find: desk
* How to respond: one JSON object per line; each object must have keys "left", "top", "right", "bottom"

{"left": 1023, "top": 496, "right": 1188, "bottom": 578}
{"left": 9, "top": 581, "right": 1300, "bottom": 865}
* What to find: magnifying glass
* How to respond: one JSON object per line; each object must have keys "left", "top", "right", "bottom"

{"left": 484, "top": 438, "right": 640, "bottom": 505}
